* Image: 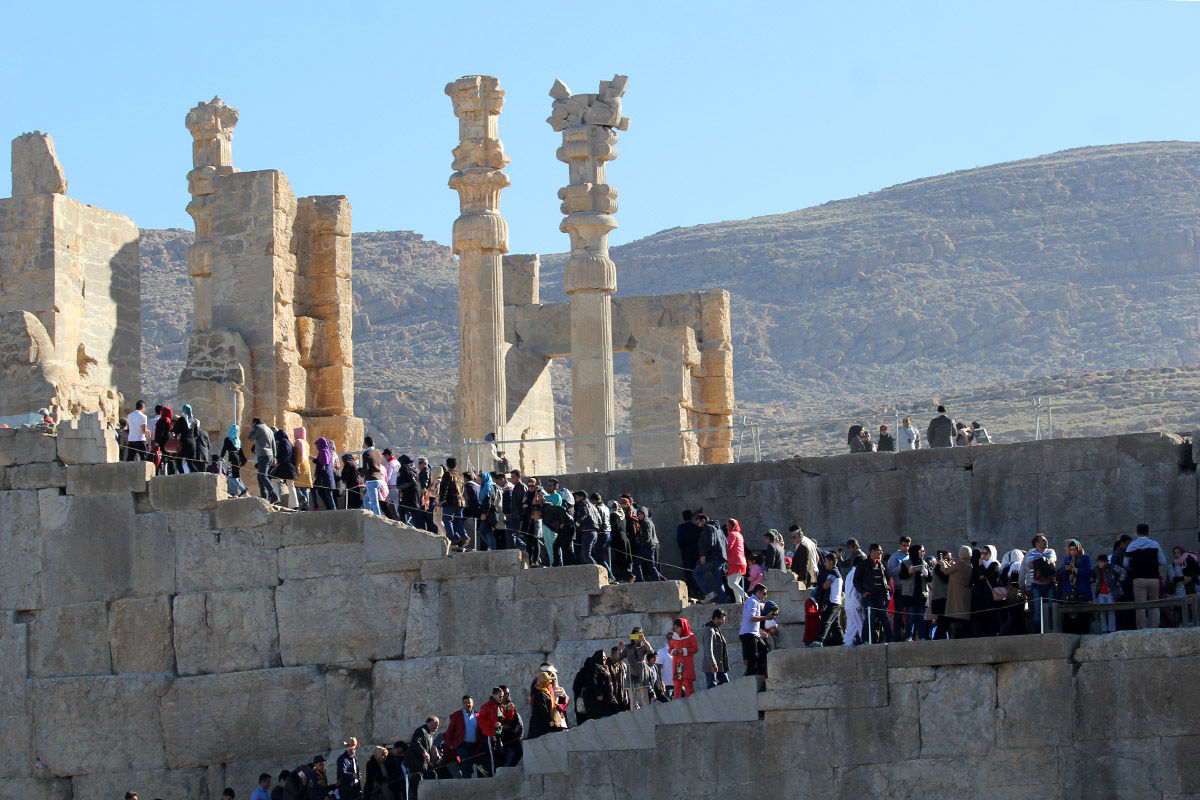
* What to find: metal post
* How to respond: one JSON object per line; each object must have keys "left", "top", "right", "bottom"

{"left": 735, "top": 415, "right": 748, "bottom": 462}
{"left": 753, "top": 423, "right": 762, "bottom": 463}
{"left": 1047, "top": 398, "right": 1053, "bottom": 440}
{"left": 1033, "top": 398, "right": 1042, "bottom": 441}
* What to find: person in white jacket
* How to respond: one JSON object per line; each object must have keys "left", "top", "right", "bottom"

{"left": 843, "top": 565, "right": 863, "bottom": 646}
{"left": 898, "top": 417, "right": 921, "bottom": 450}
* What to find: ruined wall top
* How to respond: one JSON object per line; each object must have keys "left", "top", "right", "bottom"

{"left": 10, "top": 132, "right": 67, "bottom": 197}
{"left": 546, "top": 74, "right": 630, "bottom": 133}
{"left": 185, "top": 96, "right": 239, "bottom": 171}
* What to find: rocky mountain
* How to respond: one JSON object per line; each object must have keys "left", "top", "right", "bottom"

{"left": 140, "top": 141, "right": 1200, "bottom": 458}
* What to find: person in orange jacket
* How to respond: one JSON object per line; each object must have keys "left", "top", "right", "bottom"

{"left": 475, "top": 687, "right": 505, "bottom": 777}
{"left": 668, "top": 617, "right": 699, "bottom": 697}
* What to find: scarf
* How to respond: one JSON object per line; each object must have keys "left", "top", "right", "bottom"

{"left": 181, "top": 403, "right": 193, "bottom": 422}
{"left": 1174, "top": 548, "right": 1197, "bottom": 566}
{"left": 535, "top": 673, "right": 564, "bottom": 729}
{"left": 227, "top": 424, "right": 241, "bottom": 450}
{"left": 981, "top": 545, "right": 997, "bottom": 569}
{"left": 315, "top": 437, "right": 332, "bottom": 470}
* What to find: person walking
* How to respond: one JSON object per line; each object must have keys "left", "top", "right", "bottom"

{"left": 220, "top": 424, "right": 248, "bottom": 497}
{"left": 701, "top": 609, "right": 730, "bottom": 688}
{"left": 248, "top": 418, "right": 279, "bottom": 503}
{"left": 1125, "top": 524, "right": 1167, "bottom": 629}
{"left": 739, "top": 583, "right": 770, "bottom": 675}
{"left": 124, "top": 400, "right": 150, "bottom": 461}
{"left": 668, "top": 618, "right": 699, "bottom": 698}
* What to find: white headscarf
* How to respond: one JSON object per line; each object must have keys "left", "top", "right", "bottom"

{"left": 981, "top": 545, "right": 997, "bottom": 568}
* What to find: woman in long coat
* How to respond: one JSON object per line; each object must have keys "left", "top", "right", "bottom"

{"left": 942, "top": 545, "right": 974, "bottom": 638}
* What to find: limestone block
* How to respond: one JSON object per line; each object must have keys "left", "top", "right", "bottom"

{"left": 591, "top": 580, "right": 688, "bottom": 615}
{"left": 41, "top": 493, "right": 137, "bottom": 604}
{"left": 132, "top": 513, "right": 177, "bottom": 597}
{"left": 885, "top": 632, "right": 1078, "bottom": 669}
{"left": 66, "top": 461, "right": 154, "bottom": 495}
{"left": 109, "top": 596, "right": 174, "bottom": 674}
{"left": 402, "top": 580, "right": 441, "bottom": 659}
{"left": 149, "top": 471, "right": 227, "bottom": 511}
{"left": 573, "top": 610, "right": 654, "bottom": 641}
{"left": 0, "top": 429, "right": 57, "bottom": 467}
{"left": 1075, "top": 654, "right": 1200, "bottom": 740}
{"left": 173, "top": 589, "right": 280, "bottom": 675}
{"left": 282, "top": 509, "right": 367, "bottom": 547}
{"left": 766, "top": 645, "right": 887, "bottom": 694}
{"left": 362, "top": 514, "right": 449, "bottom": 570}
{"left": 11, "top": 131, "right": 67, "bottom": 196}
{"left": 161, "top": 667, "right": 328, "bottom": 769}
{"left": 71, "top": 770, "right": 209, "bottom": 800}
{"left": 4, "top": 779, "right": 71, "bottom": 799}
{"left": 1072, "top": 627, "right": 1200, "bottom": 662}
{"left": 166, "top": 509, "right": 215, "bottom": 535}
{"left": 176, "top": 528, "right": 278, "bottom": 592}
{"left": 33, "top": 674, "right": 171, "bottom": 775}
{"left": 276, "top": 573, "right": 408, "bottom": 665}
{"left": 514, "top": 564, "right": 607, "bottom": 600}
{"left": 824, "top": 682, "right": 921, "bottom": 767}
{"left": 8, "top": 461, "right": 66, "bottom": 489}
{"left": 0, "top": 489, "right": 42, "bottom": 609}
{"left": 38, "top": 487, "right": 70, "bottom": 530}
{"left": 56, "top": 426, "right": 119, "bottom": 465}
{"left": 887, "top": 666, "right": 936, "bottom": 683}
{"left": 323, "top": 665, "right": 374, "bottom": 751}
{"left": 0, "top": 614, "right": 30, "bottom": 778}
{"left": 279, "top": 542, "right": 362, "bottom": 579}
{"left": 419, "top": 548, "right": 526, "bottom": 581}
{"left": 917, "top": 665, "right": 996, "bottom": 757}
{"left": 213, "top": 494, "right": 276, "bottom": 529}
{"left": 27, "top": 602, "right": 111, "bottom": 677}
{"left": 995, "top": 659, "right": 1073, "bottom": 748}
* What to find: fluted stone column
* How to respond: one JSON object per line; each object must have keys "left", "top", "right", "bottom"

{"left": 447, "top": 76, "right": 510, "bottom": 447}
{"left": 548, "top": 75, "right": 630, "bottom": 472}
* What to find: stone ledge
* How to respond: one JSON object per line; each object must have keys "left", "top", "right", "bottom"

{"left": 591, "top": 580, "right": 689, "bottom": 615}
{"left": 419, "top": 548, "right": 526, "bottom": 581}
{"left": 66, "top": 461, "right": 154, "bottom": 496}
{"left": 885, "top": 633, "right": 1079, "bottom": 668}
{"left": 1073, "top": 628, "right": 1200, "bottom": 663}
{"left": 148, "top": 473, "right": 226, "bottom": 512}
{"left": 513, "top": 564, "right": 606, "bottom": 599}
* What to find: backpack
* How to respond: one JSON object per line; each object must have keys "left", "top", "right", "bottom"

{"left": 1032, "top": 558, "right": 1057, "bottom": 582}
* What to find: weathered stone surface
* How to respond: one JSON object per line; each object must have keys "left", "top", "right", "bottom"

{"left": 0, "top": 614, "right": 30, "bottom": 778}
{"left": 109, "top": 596, "right": 174, "bottom": 674}
{"left": 33, "top": 674, "right": 171, "bottom": 775}
{"left": 324, "top": 666, "right": 374, "bottom": 750}
{"left": 277, "top": 574, "right": 408, "bottom": 665}
{"left": 8, "top": 461, "right": 67, "bottom": 489}
{"left": 514, "top": 563, "right": 607, "bottom": 599}
{"left": 363, "top": 515, "right": 449, "bottom": 569}
{"left": 419, "top": 548, "right": 525, "bottom": 581}
{"left": 71, "top": 769, "right": 210, "bottom": 800}
{"left": 995, "top": 659, "right": 1073, "bottom": 747}
{"left": 132, "top": 512, "right": 177, "bottom": 596}
{"left": 1072, "top": 627, "right": 1200, "bottom": 662}
{"left": 0, "top": 489, "right": 41, "bottom": 609}
{"left": 591, "top": 580, "right": 688, "bottom": 615}
{"left": 37, "top": 487, "right": 69, "bottom": 531}
{"left": 4, "top": 778, "right": 71, "bottom": 799}
{"left": 918, "top": 665, "right": 996, "bottom": 757}
{"left": 0, "top": 428, "right": 56, "bottom": 467}
{"left": 65, "top": 461, "right": 154, "bottom": 496}
{"left": 1076, "top": 654, "right": 1200, "bottom": 740}
{"left": 213, "top": 494, "right": 276, "bottom": 529}
{"left": 41, "top": 493, "right": 136, "bottom": 604}
{"left": 149, "top": 472, "right": 226, "bottom": 512}
{"left": 176, "top": 528, "right": 278, "bottom": 592}
{"left": 886, "top": 633, "right": 1078, "bottom": 668}
{"left": 27, "top": 602, "right": 111, "bottom": 677}
{"left": 761, "top": 646, "right": 887, "bottom": 709}
{"left": 282, "top": 509, "right": 366, "bottom": 547}
{"left": 173, "top": 589, "right": 279, "bottom": 675}
{"left": 825, "top": 682, "right": 921, "bottom": 767}
{"left": 161, "top": 667, "right": 327, "bottom": 768}
{"left": 11, "top": 131, "right": 67, "bottom": 196}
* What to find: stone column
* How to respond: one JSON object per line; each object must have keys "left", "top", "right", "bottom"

{"left": 447, "top": 76, "right": 510, "bottom": 447}
{"left": 548, "top": 75, "right": 630, "bottom": 472}
{"left": 184, "top": 97, "right": 239, "bottom": 333}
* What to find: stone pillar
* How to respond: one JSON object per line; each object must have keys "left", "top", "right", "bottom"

{"left": 184, "top": 97, "right": 239, "bottom": 334}
{"left": 548, "top": 75, "right": 630, "bottom": 472}
{"left": 447, "top": 76, "right": 510, "bottom": 447}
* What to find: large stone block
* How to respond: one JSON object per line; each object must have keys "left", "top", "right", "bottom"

{"left": 886, "top": 633, "right": 1078, "bottom": 668}
{"left": 173, "top": 589, "right": 280, "bottom": 675}
{"left": 1072, "top": 627, "right": 1200, "bottom": 662}
{"left": 276, "top": 574, "right": 408, "bottom": 665}
{"left": 160, "top": 667, "right": 328, "bottom": 768}
{"left": 65, "top": 461, "right": 154, "bottom": 496}
{"left": 515, "top": 564, "right": 607, "bottom": 600}
{"left": 419, "top": 548, "right": 526, "bottom": 581}
{"left": 8, "top": 461, "right": 67, "bottom": 489}
{"left": 132, "top": 512, "right": 177, "bottom": 596}
{"left": 33, "top": 674, "right": 171, "bottom": 775}
{"left": 760, "top": 645, "right": 887, "bottom": 709}
{"left": 0, "top": 489, "right": 43, "bottom": 609}
{"left": 0, "top": 428, "right": 57, "bottom": 467}
{"left": 1075, "top": 654, "right": 1200, "bottom": 740}
{"left": 995, "top": 659, "right": 1073, "bottom": 748}
{"left": 176, "top": 528, "right": 278, "bottom": 592}
{"left": 109, "top": 596, "right": 174, "bottom": 674}
{"left": 213, "top": 495, "right": 277, "bottom": 529}
{"left": 591, "top": 580, "right": 688, "bottom": 615}
{"left": 148, "top": 472, "right": 227, "bottom": 512}
{"left": 38, "top": 487, "right": 70, "bottom": 530}
{"left": 41, "top": 493, "right": 137, "bottom": 603}
{"left": 824, "top": 682, "right": 921, "bottom": 767}
{"left": 27, "top": 602, "right": 111, "bottom": 677}
{"left": 917, "top": 664, "right": 996, "bottom": 757}
{"left": 0, "top": 614, "right": 30, "bottom": 778}
{"left": 282, "top": 509, "right": 366, "bottom": 547}
{"left": 71, "top": 770, "right": 211, "bottom": 800}
{"left": 363, "top": 515, "right": 449, "bottom": 570}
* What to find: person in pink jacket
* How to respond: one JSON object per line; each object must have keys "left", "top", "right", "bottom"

{"left": 725, "top": 518, "right": 748, "bottom": 602}
{"left": 669, "top": 618, "right": 699, "bottom": 698}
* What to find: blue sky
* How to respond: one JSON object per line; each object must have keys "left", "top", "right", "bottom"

{"left": 3, "top": 0, "right": 1198, "bottom": 255}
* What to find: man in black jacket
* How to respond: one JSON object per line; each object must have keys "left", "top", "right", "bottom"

{"left": 404, "top": 717, "right": 440, "bottom": 799}
{"left": 926, "top": 405, "right": 957, "bottom": 448}
{"left": 694, "top": 514, "right": 728, "bottom": 603}
{"left": 853, "top": 543, "right": 892, "bottom": 642}
{"left": 677, "top": 510, "right": 702, "bottom": 598}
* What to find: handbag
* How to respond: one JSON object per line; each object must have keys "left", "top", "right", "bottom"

{"left": 163, "top": 435, "right": 181, "bottom": 454}
{"left": 983, "top": 575, "right": 1007, "bottom": 602}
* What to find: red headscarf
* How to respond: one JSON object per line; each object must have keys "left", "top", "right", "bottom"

{"left": 674, "top": 617, "right": 692, "bottom": 637}
{"left": 159, "top": 406, "right": 173, "bottom": 422}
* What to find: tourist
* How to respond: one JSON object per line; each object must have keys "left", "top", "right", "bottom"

{"left": 647, "top": 650, "right": 670, "bottom": 703}
{"left": 154, "top": 405, "right": 177, "bottom": 474}
{"left": 1169, "top": 545, "right": 1199, "bottom": 597}
{"left": 341, "top": 453, "right": 364, "bottom": 509}
{"left": 747, "top": 552, "right": 766, "bottom": 589}
{"left": 444, "top": 695, "right": 481, "bottom": 778}
{"left": 572, "top": 490, "right": 604, "bottom": 567}
{"left": 403, "top": 716, "right": 440, "bottom": 798}
{"left": 222, "top": 788, "right": 235, "bottom": 799}
{"left": 292, "top": 428, "right": 313, "bottom": 510}
{"left": 590, "top": 492, "right": 614, "bottom": 574}
{"left": 1092, "top": 553, "right": 1124, "bottom": 633}
{"left": 815, "top": 552, "right": 845, "bottom": 646}
{"left": 930, "top": 550, "right": 954, "bottom": 638}
{"left": 124, "top": 400, "right": 150, "bottom": 461}
{"left": 701, "top": 608, "right": 730, "bottom": 688}
{"left": 843, "top": 557, "right": 864, "bottom": 646}
{"left": 312, "top": 437, "right": 337, "bottom": 511}
{"left": 763, "top": 530, "right": 786, "bottom": 572}
{"left": 955, "top": 421, "right": 972, "bottom": 446}
{"left": 926, "top": 405, "right": 956, "bottom": 448}
{"left": 668, "top": 617, "right": 698, "bottom": 697}
{"left": 857, "top": 428, "right": 876, "bottom": 452}
{"left": 363, "top": 746, "right": 390, "bottom": 800}
{"left": 359, "top": 437, "right": 385, "bottom": 516}
{"left": 1022, "top": 534, "right": 1058, "bottom": 628}
{"left": 609, "top": 644, "right": 630, "bottom": 713}
{"left": 617, "top": 627, "right": 655, "bottom": 708}
{"left": 270, "top": 770, "right": 290, "bottom": 800}
{"left": 248, "top": 417, "right": 279, "bottom": 503}
{"left": 877, "top": 424, "right": 895, "bottom": 452}
{"left": 854, "top": 543, "right": 892, "bottom": 643}
{"left": 437, "top": 457, "right": 469, "bottom": 547}
{"left": 655, "top": 634, "right": 675, "bottom": 699}
{"left": 970, "top": 545, "right": 1002, "bottom": 638}
{"left": 527, "top": 671, "right": 568, "bottom": 739}
{"left": 251, "top": 773, "right": 271, "bottom": 800}
{"left": 476, "top": 687, "right": 505, "bottom": 777}
{"left": 415, "top": 456, "right": 434, "bottom": 530}
{"left": 789, "top": 525, "right": 819, "bottom": 588}
{"left": 220, "top": 424, "right": 248, "bottom": 497}
{"left": 383, "top": 742, "right": 407, "bottom": 800}
{"left": 174, "top": 403, "right": 200, "bottom": 472}
{"left": 899, "top": 543, "right": 931, "bottom": 641}
{"left": 898, "top": 416, "right": 921, "bottom": 450}
{"left": 694, "top": 513, "right": 728, "bottom": 603}
{"left": 498, "top": 686, "right": 524, "bottom": 767}
{"left": 396, "top": 454, "right": 420, "bottom": 526}
{"left": 272, "top": 427, "right": 297, "bottom": 508}
{"left": 1126, "top": 523, "right": 1167, "bottom": 629}
{"left": 941, "top": 545, "right": 973, "bottom": 639}
{"left": 970, "top": 420, "right": 992, "bottom": 444}
{"left": 578, "top": 650, "right": 614, "bottom": 721}
{"left": 335, "top": 737, "right": 361, "bottom": 800}
{"left": 724, "top": 516, "right": 746, "bottom": 601}
{"left": 676, "top": 509, "right": 702, "bottom": 598}
{"left": 740, "top": 583, "right": 770, "bottom": 675}
{"left": 846, "top": 423, "right": 865, "bottom": 453}
{"left": 608, "top": 499, "right": 631, "bottom": 581}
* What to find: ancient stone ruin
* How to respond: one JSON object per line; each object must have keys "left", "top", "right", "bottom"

{"left": 448, "top": 76, "right": 736, "bottom": 474}
{"left": 0, "top": 132, "right": 140, "bottom": 424}
{"left": 177, "top": 97, "right": 363, "bottom": 448}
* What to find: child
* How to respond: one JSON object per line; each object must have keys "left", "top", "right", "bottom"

{"left": 1092, "top": 553, "right": 1125, "bottom": 634}
{"left": 747, "top": 553, "right": 765, "bottom": 589}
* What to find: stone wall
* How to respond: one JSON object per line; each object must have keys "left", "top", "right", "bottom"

{"left": 423, "top": 630, "right": 1200, "bottom": 800}
{"left": 556, "top": 432, "right": 1198, "bottom": 580}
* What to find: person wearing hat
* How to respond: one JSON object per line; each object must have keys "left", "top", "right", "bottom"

{"left": 336, "top": 736, "right": 362, "bottom": 799}
{"left": 877, "top": 424, "right": 895, "bottom": 452}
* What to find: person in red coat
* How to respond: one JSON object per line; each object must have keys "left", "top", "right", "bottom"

{"left": 669, "top": 617, "right": 699, "bottom": 697}
{"left": 475, "top": 687, "right": 505, "bottom": 777}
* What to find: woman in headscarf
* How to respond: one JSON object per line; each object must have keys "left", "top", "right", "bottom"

{"left": 608, "top": 644, "right": 630, "bottom": 714}
{"left": 219, "top": 424, "right": 248, "bottom": 497}
{"left": 528, "top": 670, "right": 568, "bottom": 739}
{"left": 942, "top": 545, "right": 973, "bottom": 639}
{"left": 847, "top": 424, "right": 865, "bottom": 453}
{"left": 608, "top": 500, "right": 632, "bottom": 582}
{"left": 725, "top": 518, "right": 747, "bottom": 602}
{"left": 1170, "top": 546, "right": 1200, "bottom": 596}
{"left": 970, "top": 545, "right": 1002, "bottom": 637}
{"left": 293, "top": 428, "right": 313, "bottom": 511}
{"left": 578, "top": 650, "right": 613, "bottom": 721}
{"left": 668, "top": 618, "right": 698, "bottom": 698}
{"left": 998, "top": 548, "right": 1027, "bottom": 636}
{"left": 1058, "top": 538, "right": 1094, "bottom": 634}
{"left": 153, "top": 406, "right": 175, "bottom": 474}
{"left": 341, "top": 453, "right": 364, "bottom": 509}
{"left": 173, "top": 403, "right": 199, "bottom": 473}
{"left": 313, "top": 437, "right": 337, "bottom": 511}
{"left": 271, "top": 428, "right": 297, "bottom": 508}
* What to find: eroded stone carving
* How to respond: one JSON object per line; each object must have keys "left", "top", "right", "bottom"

{"left": 177, "top": 98, "right": 363, "bottom": 449}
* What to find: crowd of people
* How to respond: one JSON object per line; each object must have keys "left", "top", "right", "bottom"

{"left": 847, "top": 405, "right": 991, "bottom": 452}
